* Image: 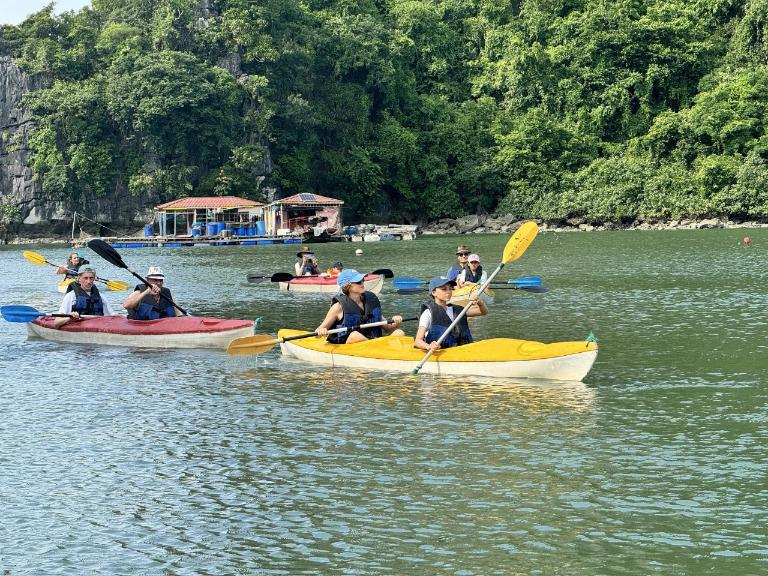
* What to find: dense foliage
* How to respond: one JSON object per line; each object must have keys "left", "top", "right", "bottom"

{"left": 2, "top": 0, "right": 768, "bottom": 222}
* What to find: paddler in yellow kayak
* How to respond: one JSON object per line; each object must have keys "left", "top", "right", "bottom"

{"left": 56, "top": 251, "right": 89, "bottom": 278}
{"left": 456, "top": 253, "right": 487, "bottom": 288}
{"left": 414, "top": 276, "right": 488, "bottom": 351}
{"left": 315, "top": 269, "right": 404, "bottom": 344}
{"left": 52, "top": 267, "right": 118, "bottom": 328}
{"left": 446, "top": 244, "right": 471, "bottom": 282}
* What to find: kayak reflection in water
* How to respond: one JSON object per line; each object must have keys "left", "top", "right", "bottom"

{"left": 53, "top": 267, "right": 117, "bottom": 328}
{"left": 123, "top": 266, "right": 182, "bottom": 320}
{"left": 56, "top": 251, "right": 89, "bottom": 278}
{"left": 414, "top": 276, "right": 488, "bottom": 352}
{"left": 315, "top": 269, "right": 403, "bottom": 344}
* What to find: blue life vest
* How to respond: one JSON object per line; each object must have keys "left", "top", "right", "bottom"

{"left": 446, "top": 264, "right": 464, "bottom": 282}
{"left": 128, "top": 284, "right": 176, "bottom": 320}
{"left": 464, "top": 264, "right": 483, "bottom": 284}
{"left": 420, "top": 301, "right": 473, "bottom": 348}
{"left": 329, "top": 292, "right": 383, "bottom": 344}
{"left": 70, "top": 283, "right": 105, "bottom": 316}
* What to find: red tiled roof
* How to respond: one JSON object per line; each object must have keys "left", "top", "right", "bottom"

{"left": 155, "top": 196, "right": 264, "bottom": 210}
{"left": 272, "top": 193, "right": 344, "bottom": 205}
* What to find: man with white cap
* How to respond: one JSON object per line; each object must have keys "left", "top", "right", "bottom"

{"left": 315, "top": 269, "right": 404, "bottom": 344}
{"left": 456, "top": 253, "right": 487, "bottom": 288}
{"left": 53, "top": 266, "right": 117, "bottom": 328}
{"left": 123, "top": 266, "right": 181, "bottom": 320}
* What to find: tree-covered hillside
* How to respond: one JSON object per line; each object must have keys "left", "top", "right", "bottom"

{"left": 2, "top": 0, "right": 768, "bottom": 223}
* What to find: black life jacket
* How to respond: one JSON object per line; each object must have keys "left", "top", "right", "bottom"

{"left": 464, "top": 264, "right": 484, "bottom": 284}
{"left": 329, "top": 292, "right": 383, "bottom": 344}
{"left": 71, "top": 283, "right": 105, "bottom": 316}
{"left": 128, "top": 284, "right": 176, "bottom": 320}
{"left": 419, "top": 300, "right": 473, "bottom": 348}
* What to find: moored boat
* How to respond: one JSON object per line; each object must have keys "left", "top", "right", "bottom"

{"left": 449, "top": 282, "right": 495, "bottom": 306}
{"left": 28, "top": 316, "right": 254, "bottom": 349}
{"left": 278, "top": 274, "right": 384, "bottom": 294}
{"left": 278, "top": 330, "right": 598, "bottom": 381}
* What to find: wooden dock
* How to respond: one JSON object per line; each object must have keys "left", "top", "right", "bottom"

{"left": 70, "top": 234, "right": 306, "bottom": 248}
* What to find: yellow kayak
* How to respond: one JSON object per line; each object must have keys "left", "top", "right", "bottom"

{"left": 278, "top": 330, "right": 598, "bottom": 381}
{"left": 449, "top": 282, "right": 495, "bottom": 306}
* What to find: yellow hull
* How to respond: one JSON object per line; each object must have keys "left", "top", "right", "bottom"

{"left": 278, "top": 330, "right": 598, "bottom": 381}
{"left": 449, "top": 283, "right": 495, "bottom": 306}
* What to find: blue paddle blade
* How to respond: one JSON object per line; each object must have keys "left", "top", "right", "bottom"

{"left": 393, "top": 278, "right": 426, "bottom": 290}
{"left": 0, "top": 305, "right": 45, "bottom": 323}
{"left": 508, "top": 276, "right": 542, "bottom": 286}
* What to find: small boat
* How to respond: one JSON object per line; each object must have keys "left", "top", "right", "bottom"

{"left": 278, "top": 330, "right": 598, "bottom": 381}
{"left": 57, "top": 278, "right": 76, "bottom": 293}
{"left": 449, "top": 282, "right": 495, "bottom": 306}
{"left": 278, "top": 274, "right": 384, "bottom": 294}
{"left": 28, "top": 316, "right": 254, "bottom": 349}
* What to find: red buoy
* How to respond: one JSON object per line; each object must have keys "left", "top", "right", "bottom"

{"left": 743, "top": 236, "right": 752, "bottom": 246}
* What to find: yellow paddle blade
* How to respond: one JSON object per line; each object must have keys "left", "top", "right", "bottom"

{"left": 227, "top": 334, "right": 280, "bottom": 356}
{"left": 104, "top": 279, "right": 129, "bottom": 291}
{"left": 23, "top": 250, "right": 48, "bottom": 265}
{"left": 502, "top": 221, "right": 539, "bottom": 264}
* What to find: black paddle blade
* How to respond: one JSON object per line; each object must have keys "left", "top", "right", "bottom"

{"left": 370, "top": 268, "right": 394, "bottom": 278}
{"left": 87, "top": 239, "right": 128, "bottom": 269}
{"left": 246, "top": 273, "right": 269, "bottom": 283}
{"left": 271, "top": 272, "right": 295, "bottom": 282}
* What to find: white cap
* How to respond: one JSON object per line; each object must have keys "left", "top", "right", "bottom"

{"left": 355, "top": 249, "right": 363, "bottom": 255}
{"left": 146, "top": 266, "right": 165, "bottom": 279}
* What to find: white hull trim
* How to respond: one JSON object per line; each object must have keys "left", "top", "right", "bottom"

{"left": 27, "top": 323, "right": 254, "bottom": 349}
{"left": 280, "top": 341, "right": 598, "bottom": 381}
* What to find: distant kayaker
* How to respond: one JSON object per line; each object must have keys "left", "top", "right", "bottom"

{"left": 446, "top": 244, "right": 471, "bottom": 282}
{"left": 456, "top": 253, "right": 487, "bottom": 288}
{"left": 414, "top": 276, "right": 488, "bottom": 351}
{"left": 56, "top": 251, "right": 89, "bottom": 278}
{"left": 315, "top": 269, "right": 404, "bottom": 344}
{"left": 53, "top": 267, "right": 117, "bottom": 328}
{"left": 123, "top": 266, "right": 181, "bottom": 320}
{"left": 295, "top": 246, "right": 321, "bottom": 276}
{"left": 326, "top": 262, "right": 343, "bottom": 276}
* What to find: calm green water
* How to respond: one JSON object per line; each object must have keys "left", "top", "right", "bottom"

{"left": 1, "top": 230, "right": 766, "bottom": 575}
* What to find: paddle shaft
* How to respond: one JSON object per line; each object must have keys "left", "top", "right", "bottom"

{"left": 284, "top": 316, "right": 418, "bottom": 344}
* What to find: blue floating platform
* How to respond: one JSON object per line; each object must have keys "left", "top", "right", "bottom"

{"left": 256, "top": 240, "right": 274, "bottom": 245}
{"left": 240, "top": 241, "right": 258, "bottom": 245}
{"left": 282, "top": 238, "right": 301, "bottom": 244}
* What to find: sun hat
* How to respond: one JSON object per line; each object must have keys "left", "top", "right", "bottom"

{"left": 296, "top": 245, "right": 314, "bottom": 257}
{"left": 77, "top": 267, "right": 96, "bottom": 277}
{"left": 337, "top": 269, "right": 366, "bottom": 287}
{"left": 428, "top": 276, "right": 457, "bottom": 293}
{"left": 468, "top": 253, "right": 480, "bottom": 263}
{"left": 456, "top": 244, "right": 471, "bottom": 255}
{"left": 332, "top": 262, "right": 343, "bottom": 269}
{"left": 146, "top": 266, "right": 165, "bottom": 280}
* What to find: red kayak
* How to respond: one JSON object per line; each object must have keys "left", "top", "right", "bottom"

{"left": 278, "top": 274, "right": 384, "bottom": 294}
{"left": 28, "top": 316, "right": 254, "bottom": 349}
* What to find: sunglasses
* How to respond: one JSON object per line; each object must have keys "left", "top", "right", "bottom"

{"left": 456, "top": 252, "right": 470, "bottom": 256}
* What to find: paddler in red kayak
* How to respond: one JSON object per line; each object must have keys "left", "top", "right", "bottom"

{"left": 123, "top": 266, "right": 182, "bottom": 320}
{"left": 315, "top": 269, "right": 404, "bottom": 344}
{"left": 53, "top": 267, "right": 117, "bottom": 328}
{"left": 414, "top": 276, "right": 487, "bottom": 351}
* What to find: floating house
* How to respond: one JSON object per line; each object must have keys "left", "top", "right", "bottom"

{"left": 153, "top": 196, "right": 266, "bottom": 237}
{"left": 264, "top": 193, "right": 344, "bottom": 238}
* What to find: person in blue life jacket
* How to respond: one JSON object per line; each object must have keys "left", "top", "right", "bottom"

{"left": 294, "top": 246, "right": 321, "bottom": 276}
{"left": 56, "top": 251, "right": 89, "bottom": 278}
{"left": 446, "top": 244, "right": 471, "bottom": 282}
{"left": 414, "top": 276, "right": 488, "bottom": 351}
{"left": 315, "top": 269, "right": 405, "bottom": 344}
{"left": 123, "top": 266, "right": 181, "bottom": 320}
{"left": 52, "top": 267, "right": 117, "bottom": 328}
{"left": 456, "top": 253, "right": 487, "bottom": 288}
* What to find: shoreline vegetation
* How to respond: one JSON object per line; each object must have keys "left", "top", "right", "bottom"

{"left": 4, "top": 214, "right": 766, "bottom": 245}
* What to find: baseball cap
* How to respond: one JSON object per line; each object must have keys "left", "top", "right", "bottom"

{"left": 428, "top": 276, "right": 456, "bottom": 293}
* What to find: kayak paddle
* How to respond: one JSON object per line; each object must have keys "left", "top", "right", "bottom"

{"left": 396, "top": 284, "right": 548, "bottom": 295}
{"left": 23, "top": 250, "right": 129, "bottom": 291}
{"left": 270, "top": 269, "right": 394, "bottom": 283}
{"left": 246, "top": 273, "right": 273, "bottom": 283}
{"left": 412, "top": 221, "right": 539, "bottom": 375}
{"left": 87, "top": 239, "right": 188, "bottom": 315}
{"left": 227, "top": 316, "right": 418, "bottom": 356}
{"left": 1, "top": 304, "right": 96, "bottom": 323}
{"left": 393, "top": 275, "right": 542, "bottom": 290}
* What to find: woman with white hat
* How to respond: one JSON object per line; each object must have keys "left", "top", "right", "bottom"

{"left": 123, "top": 266, "right": 181, "bottom": 320}
{"left": 456, "top": 253, "right": 487, "bottom": 288}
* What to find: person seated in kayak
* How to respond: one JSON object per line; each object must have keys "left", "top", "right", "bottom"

{"left": 294, "top": 246, "right": 321, "bottom": 276}
{"left": 123, "top": 266, "right": 180, "bottom": 320}
{"left": 56, "top": 251, "right": 89, "bottom": 278}
{"left": 446, "top": 244, "right": 471, "bottom": 282}
{"left": 315, "top": 269, "right": 404, "bottom": 344}
{"left": 53, "top": 267, "right": 117, "bottom": 328}
{"left": 414, "top": 276, "right": 488, "bottom": 351}
{"left": 456, "top": 253, "right": 487, "bottom": 288}
{"left": 326, "top": 262, "right": 343, "bottom": 276}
